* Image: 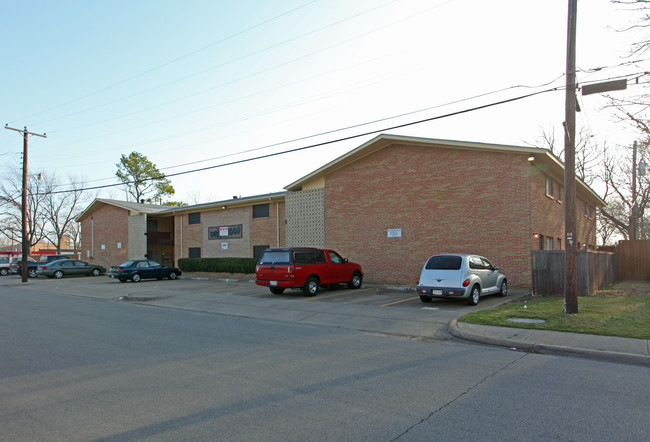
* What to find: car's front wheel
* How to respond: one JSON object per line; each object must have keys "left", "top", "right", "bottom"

{"left": 0, "top": 268, "right": 8, "bottom": 276}
{"left": 131, "top": 273, "right": 141, "bottom": 283}
{"left": 91, "top": 268, "right": 101, "bottom": 276}
{"left": 467, "top": 285, "right": 480, "bottom": 305}
{"left": 303, "top": 277, "right": 320, "bottom": 296}
{"left": 168, "top": 271, "right": 178, "bottom": 280}
{"left": 347, "top": 271, "right": 363, "bottom": 289}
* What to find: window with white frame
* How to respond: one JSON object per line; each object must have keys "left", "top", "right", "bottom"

{"left": 545, "top": 175, "right": 554, "bottom": 197}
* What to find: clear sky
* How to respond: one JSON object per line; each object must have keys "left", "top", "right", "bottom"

{"left": 1, "top": 0, "right": 646, "bottom": 204}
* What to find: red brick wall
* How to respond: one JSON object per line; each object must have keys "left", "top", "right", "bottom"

{"left": 250, "top": 201, "right": 286, "bottom": 252}
{"left": 530, "top": 169, "right": 564, "bottom": 249}
{"left": 80, "top": 204, "right": 129, "bottom": 269}
{"left": 324, "top": 144, "right": 533, "bottom": 288}
{"left": 530, "top": 169, "right": 598, "bottom": 250}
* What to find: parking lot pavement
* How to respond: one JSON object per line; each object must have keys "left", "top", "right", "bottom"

{"left": 0, "top": 274, "right": 529, "bottom": 340}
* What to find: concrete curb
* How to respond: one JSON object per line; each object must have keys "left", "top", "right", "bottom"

{"left": 448, "top": 319, "right": 650, "bottom": 366}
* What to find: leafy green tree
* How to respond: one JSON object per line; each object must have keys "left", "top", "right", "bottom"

{"left": 115, "top": 152, "right": 175, "bottom": 203}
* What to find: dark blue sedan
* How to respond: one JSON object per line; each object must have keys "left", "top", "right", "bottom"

{"left": 108, "top": 259, "right": 182, "bottom": 282}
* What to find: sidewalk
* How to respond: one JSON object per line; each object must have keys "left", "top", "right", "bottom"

{"left": 449, "top": 319, "right": 650, "bottom": 366}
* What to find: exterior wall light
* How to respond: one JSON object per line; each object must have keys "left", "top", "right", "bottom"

{"left": 528, "top": 156, "right": 535, "bottom": 162}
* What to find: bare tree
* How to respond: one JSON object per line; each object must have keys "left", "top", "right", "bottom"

{"left": 67, "top": 220, "right": 81, "bottom": 255}
{"left": 612, "top": 0, "right": 650, "bottom": 56}
{"left": 0, "top": 165, "right": 48, "bottom": 250}
{"left": 599, "top": 128, "right": 650, "bottom": 239}
{"left": 528, "top": 125, "right": 600, "bottom": 185}
{"left": 41, "top": 175, "right": 94, "bottom": 253}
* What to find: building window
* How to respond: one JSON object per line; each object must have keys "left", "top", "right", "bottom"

{"left": 253, "top": 245, "right": 269, "bottom": 260}
{"left": 545, "top": 175, "right": 554, "bottom": 197}
{"left": 253, "top": 203, "right": 270, "bottom": 219}
{"left": 546, "top": 237, "right": 554, "bottom": 250}
{"left": 188, "top": 247, "right": 201, "bottom": 258}
{"left": 188, "top": 212, "right": 200, "bottom": 225}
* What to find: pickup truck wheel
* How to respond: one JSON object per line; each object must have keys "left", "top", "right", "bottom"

{"left": 347, "top": 272, "right": 363, "bottom": 289}
{"left": 303, "top": 277, "right": 320, "bottom": 296}
{"left": 28, "top": 269, "right": 38, "bottom": 278}
{"left": 269, "top": 287, "right": 285, "bottom": 295}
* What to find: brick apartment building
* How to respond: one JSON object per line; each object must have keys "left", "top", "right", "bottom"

{"left": 77, "top": 134, "right": 604, "bottom": 288}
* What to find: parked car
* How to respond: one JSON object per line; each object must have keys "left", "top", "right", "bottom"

{"left": 36, "top": 259, "right": 106, "bottom": 278}
{"left": 39, "top": 254, "right": 73, "bottom": 263}
{"left": 255, "top": 247, "right": 363, "bottom": 296}
{"left": 108, "top": 260, "right": 182, "bottom": 282}
{"left": 11, "top": 254, "right": 72, "bottom": 277}
{"left": 10, "top": 257, "right": 38, "bottom": 277}
{"left": 416, "top": 253, "right": 507, "bottom": 305}
{"left": 0, "top": 256, "right": 11, "bottom": 276}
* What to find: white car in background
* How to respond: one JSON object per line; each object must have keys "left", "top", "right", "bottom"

{"left": 0, "top": 256, "right": 10, "bottom": 276}
{"left": 416, "top": 253, "right": 507, "bottom": 306}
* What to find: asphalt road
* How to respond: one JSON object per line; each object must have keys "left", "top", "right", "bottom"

{"left": 1, "top": 277, "right": 648, "bottom": 441}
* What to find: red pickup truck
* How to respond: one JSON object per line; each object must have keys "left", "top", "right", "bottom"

{"left": 255, "top": 247, "right": 363, "bottom": 296}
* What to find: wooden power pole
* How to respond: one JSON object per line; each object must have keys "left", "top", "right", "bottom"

{"left": 564, "top": 0, "right": 579, "bottom": 314}
{"left": 4, "top": 125, "right": 47, "bottom": 283}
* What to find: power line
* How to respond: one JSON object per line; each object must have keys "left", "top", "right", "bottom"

{"left": 41, "top": 70, "right": 649, "bottom": 192}
{"left": 48, "top": 86, "right": 557, "bottom": 196}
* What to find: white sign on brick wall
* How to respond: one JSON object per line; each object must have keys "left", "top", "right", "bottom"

{"left": 387, "top": 228, "right": 402, "bottom": 238}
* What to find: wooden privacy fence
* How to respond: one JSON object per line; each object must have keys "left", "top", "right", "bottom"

{"left": 617, "top": 240, "right": 650, "bottom": 280}
{"left": 531, "top": 250, "right": 617, "bottom": 296}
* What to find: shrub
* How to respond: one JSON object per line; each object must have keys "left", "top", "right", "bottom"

{"left": 177, "top": 257, "right": 257, "bottom": 274}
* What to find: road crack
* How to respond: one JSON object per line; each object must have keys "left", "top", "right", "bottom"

{"left": 391, "top": 352, "right": 529, "bottom": 441}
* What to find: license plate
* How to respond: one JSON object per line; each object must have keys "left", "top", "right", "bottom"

{"left": 431, "top": 289, "right": 443, "bottom": 295}
{"left": 270, "top": 281, "right": 278, "bottom": 286}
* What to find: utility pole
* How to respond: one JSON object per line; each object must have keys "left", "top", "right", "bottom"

{"left": 631, "top": 141, "right": 638, "bottom": 240}
{"left": 4, "top": 125, "right": 47, "bottom": 283}
{"left": 564, "top": 0, "right": 579, "bottom": 314}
